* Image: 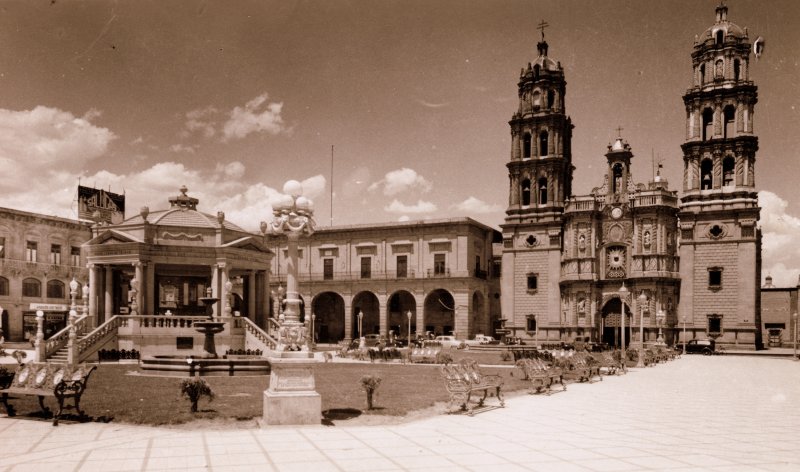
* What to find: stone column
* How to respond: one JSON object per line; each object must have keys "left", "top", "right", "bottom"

{"left": 416, "top": 297, "right": 425, "bottom": 337}
{"left": 211, "top": 264, "right": 219, "bottom": 317}
{"left": 378, "top": 293, "right": 388, "bottom": 336}
{"left": 248, "top": 270, "right": 257, "bottom": 321}
{"left": 343, "top": 297, "right": 353, "bottom": 341}
{"left": 88, "top": 264, "right": 98, "bottom": 328}
{"left": 219, "top": 264, "right": 229, "bottom": 317}
{"left": 134, "top": 262, "right": 144, "bottom": 316}
{"left": 104, "top": 268, "right": 113, "bottom": 321}
{"left": 145, "top": 262, "right": 155, "bottom": 316}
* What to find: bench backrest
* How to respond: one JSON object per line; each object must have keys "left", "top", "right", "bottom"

{"left": 8, "top": 363, "right": 96, "bottom": 392}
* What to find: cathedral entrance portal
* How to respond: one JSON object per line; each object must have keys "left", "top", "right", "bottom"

{"left": 601, "top": 298, "right": 631, "bottom": 349}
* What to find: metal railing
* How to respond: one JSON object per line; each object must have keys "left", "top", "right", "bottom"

{"left": 271, "top": 268, "right": 482, "bottom": 283}
{"left": 0, "top": 257, "right": 87, "bottom": 279}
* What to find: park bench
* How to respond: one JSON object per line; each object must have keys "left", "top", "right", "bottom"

{"left": 561, "top": 352, "right": 602, "bottom": 383}
{"left": 0, "top": 362, "right": 96, "bottom": 426}
{"left": 594, "top": 352, "right": 625, "bottom": 375}
{"left": 410, "top": 341, "right": 442, "bottom": 363}
{"left": 441, "top": 358, "right": 504, "bottom": 415}
{"left": 518, "top": 357, "right": 566, "bottom": 395}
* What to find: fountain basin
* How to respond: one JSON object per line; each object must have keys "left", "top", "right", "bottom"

{"left": 139, "top": 355, "right": 271, "bottom": 377}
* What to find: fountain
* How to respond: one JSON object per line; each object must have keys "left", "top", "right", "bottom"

{"left": 194, "top": 289, "right": 225, "bottom": 358}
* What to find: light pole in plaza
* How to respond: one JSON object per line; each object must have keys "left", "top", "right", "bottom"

{"left": 793, "top": 312, "right": 798, "bottom": 361}
{"left": 357, "top": 310, "right": 364, "bottom": 346}
{"left": 535, "top": 314, "right": 539, "bottom": 347}
{"left": 636, "top": 291, "right": 647, "bottom": 368}
{"left": 656, "top": 309, "right": 665, "bottom": 345}
{"left": 310, "top": 312, "right": 316, "bottom": 348}
{"left": 262, "top": 179, "right": 320, "bottom": 425}
{"left": 682, "top": 316, "right": 687, "bottom": 355}
{"left": 406, "top": 310, "right": 413, "bottom": 347}
{"left": 618, "top": 282, "right": 629, "bottom": 363}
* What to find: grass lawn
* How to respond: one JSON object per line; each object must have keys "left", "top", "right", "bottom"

{"left": 2, "top": 360, "right": 528, "bottom": 427}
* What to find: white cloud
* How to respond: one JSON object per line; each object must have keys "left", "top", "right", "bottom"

{"left": 759, "top": 190, "right": 800, "bottom": 287}
{"left": 384, "top": 199, "right": 437, "bottom": 214}
{"left": 170, "top": 143, "right": 196, "bottom": 154}
{"left": 222, "top": 93, "right": 288, "bottom": 140}
{"left": 451, "top": 196, "right": 502, "bottom": 214}
{"left": 184, "top": 106, "right": 217, "bottom": 138}
{"left": 398, "top": 215, "right": 410, "bottom": 222}
{"left": 415, "top": 99, "right": 449, "bottom": 109}
{"left": 368, "top": 167, "right": 432, "bottom": 196}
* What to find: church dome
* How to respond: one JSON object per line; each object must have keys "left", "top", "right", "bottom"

{"left": 533, "top": 40, "right": 560, "bottom": 71}
{"left": 699, "top": 4, "right": 747, "bottom": 42}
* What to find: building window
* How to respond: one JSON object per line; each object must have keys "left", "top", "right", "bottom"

{"left": 0, "top": 277, "right": 8, "bottom": 296}
{"left": 700, "top": 64, "right": 706, "bottom": 84}
{"left": 360, "top": 257, "right": 371, "bottom": 279}
{"left": 612, "top": 163, "right": 623, "bottom": 194}
{"left": 723, "top": 105, "right": 735, "bottom": 139}
{"left": 547, "top": 90, "right": 555, "bottom": 109}
{"left": 22, "top": 278, "right": 41, "bottom": 298}
{"left": 522, "top": 133, "right": 531, "bottom": 158}
{"left": 527, "top": 273, "right": 538, "bottom": 291}
{"left": 323, "top": 258, "right": 334, "bottom": 280}
{"left": 539, "top": 130, "right": 548, "bottom": 157}
{"left": 702, "top": 108, "right": 714, "bottom": 141}
{"left": 50, "top": 244, "right": 62, "bottom": 265}
{"left": 492, "top": 261, "right": 502, "bottom": 278}
{"left": 521, "top": 179, "right": 531, "bottom": 206}
{"left": 434, "top": 253, "right": 446, "bottom": 275}
{"left": 538, "top": 177, "right": 548, "bottom": 204}
{"left": 715, "top": 30, "right": 723, "bottom": 46}
{"left": 526, "top": 316, "right": 537, "bottom": 332}
{"left": 47, "top": 280, "right": 66, "bottom": 299}
{"left": 396, "top": 255, "right": 408, "bottom": 278}
{"left": 722, "top": 156, "right": 735, "bottom": 187}
{"left": 708, "top": 268, "right": 722, "bottom": 288}
{"left": 733, "top": 59, "right": 740, "bottom": 81}
{"left": 70, "top": 246, "right": 81, "bottom": 267}
{"left": 0, "top": 236, "right": 5, "bottom": 258}
{"left": 708, "top": 314, "right": 722, "bottom": 336}
{"left": 26, "top": 241, "right": 38, "bottom": 262}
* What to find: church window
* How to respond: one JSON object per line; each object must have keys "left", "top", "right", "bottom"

{"left": 0, "top": 277, "right": 7, "bottom": 296}
{"left": 22, "top": 278, "right": 41, "bottom": 298}
{"left": 538, "top": 177, "right": 548, "bottom": 204}
{"left": 643, "top": 231, "right": 651, "bottom": 249}
{"left": 533, "top": 64, "right": 540, "bottom": 77}
{"left": 708, "top": 267, "right": 722, "bottom": 288}
{"left": 733, "top": 59, "right": 740, "bottom": 81}
{"left": 46, "top": 280, "right": 65, "bottom": 299}
{"left": 527, "top": 274, "right": 538, "bottom": 291}
{"left": 709, "top": 225, "right": 723, "bottom": 238}
{"left": 523, "top": 133, "right": 532, "bottom": 158}
{"left": 532, "top": 91, "right": 541, "bottom": 110}
{"left": 700, "top": 64, "right": 706, "bottom": 84}
{"left": 612, "top": 163, "right": 623, "bottom": 193}
{"left": 526, "top": 316, "right": 537, "bottom": 332}
{"left": 702, "top": 108, "right": 713, "bottom": 141}
{"left": 525, "top": 235, "right": 538, "bottom": 247}
{"left": 700, "top": 159, "right": 713, "bottom": 190}
{"left": 715, "top": 59, "right": 724, "bottom": 79}
{"left": 715, "top": 30, "right": 724, "bottom": 46}
{"left": 539, "top": 131, "right": 548, "bottom": 157}
{"left": 722, "top": 157, "right": 735, "bottom": 187}
{"left": 723, "top": 105, "right": 735, "bottom": 139}
{"left": 547, "top": 90, "right": 555, "bottom": 109}
{"left": 521, "top": 179, "right": 531, "bottom": 206}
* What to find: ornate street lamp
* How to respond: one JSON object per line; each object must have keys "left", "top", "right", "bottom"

{"left": 406, "top": 310, "right": 413, "bottom": 347}
{"left": 637, "top": 291, "right": 647, "bottom": 368}
{"left": 358, "top": 310, "right": 364, "bottom": 341}
{"left": 82, "top": 283, "right": 90, "bottom": 317}
{"left": 263, "top": 180, "right": 316, "bottom": 352}
{"left": 618, "top": 282, "right": 629, "bottom": 363}
{"left": 656, "top": 309, "right": 666, "bottom": 345}
{"left": 69, "top": 277, "right": 79, "bottom": 314}
{"left": 311, "top": 312, "right": 316, "bottom": 348}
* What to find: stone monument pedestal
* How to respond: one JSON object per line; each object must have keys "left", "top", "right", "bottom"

{"left": 263, "top": 351, "right": 320, "bottom": 425}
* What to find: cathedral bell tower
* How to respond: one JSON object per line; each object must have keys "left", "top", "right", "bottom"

{"left": 501, "top": 23, "right": 574, "bottom": 341}
{"left": 678, "top": 4, "right": 763, "bottom": 349}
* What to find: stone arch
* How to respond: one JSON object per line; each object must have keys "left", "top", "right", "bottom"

{"left": 722, "top": 156, "right": 735, "bottom": 187}
{"left": 702, "top": 108, "right": 714, "bottom": 141}
{"left": 522, "top": 133, "right": 532, "bottom": 158}
{"left": 423, "top": 289, "right": 455, "bottom": 336}
{"left": 600, "top": 297, "right": 632, "bottom": 349}
{"left": 539, "top": 130, "right": 549, "bottom": 157}
{"left": 352, "top": 291, "right": 379, "bottom": 337}
{"left": 46, "top": 279, "right": 66, "bottom": 299}
{"left": 701, "top": 158, "right": 714, "bottom": 189}
{"left": 521, "top": 179, "right": 531, "bottom": 206}
{"left": 537, "top": 177, "right": 548, "bottom": 204}
{"left": 311, "top": 292, "right": 345, "bottom": 343}
{"left": 387, "top": 290, "right": 416, "bottom": 341}
{"left": 723, "top": 105, "right": 735, "bottom": 139}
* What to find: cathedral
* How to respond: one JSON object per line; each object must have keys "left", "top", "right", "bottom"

{"left": 500, "top": 4, "right": 763, "bottom": 349}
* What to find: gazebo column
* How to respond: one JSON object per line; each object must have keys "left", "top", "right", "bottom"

{"left": 211, "top": 264, "right": 219, "bottom": 317}
{"left": 134, "top": 262, "right": 144, "bottom": 316}
{"left": 104, "top": 268, "right": 113, "bottom": 321}
{"left": 219, "top": 263, "right": 229, "bottom": 317}
{"left": 260, "top": 270, "right": 270, "bottom": 327}
{"left": 248, "top": 270, "right": 256, "bottom": 321}
{"left": 145, "top": 262, "right": 155, "bottom": 316}
{"left": 88, "top": 264, "right": 99, "bottom": 328}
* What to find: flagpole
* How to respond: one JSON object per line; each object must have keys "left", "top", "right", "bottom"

{"left": 330, "top": 144, "right": 334, "bottom": 227}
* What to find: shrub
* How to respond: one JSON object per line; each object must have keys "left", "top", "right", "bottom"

{"left": 12, "top": 350, "right": 27, "bottom": 365}
{"left": 180, "top": 378, "right": 215, "bottom": 413}
{"left": 499, "top": 350, "right": 512, "bottom": 362}
{"left": 435, "top": 351, "right": 453, "bottom": 365}
{"left": 360, "top": 374, "right": 382, "bottom": 410}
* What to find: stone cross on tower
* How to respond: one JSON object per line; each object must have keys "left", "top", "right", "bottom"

{"left": 537, "top": 20, "right": 549, "bottom": 41}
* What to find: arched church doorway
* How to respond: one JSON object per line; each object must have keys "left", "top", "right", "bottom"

{"left": 601, "top": 298, "right": 631, "bottom": 348}
{"left": 424, "top": 289, "right": 455, "bottom": 336}
{"left": 311, "top": 292, "right": 345, "bottom": 343}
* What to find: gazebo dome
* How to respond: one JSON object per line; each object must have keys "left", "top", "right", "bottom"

{"left": 122, "top": 186, "right": 247, "bottom": 232}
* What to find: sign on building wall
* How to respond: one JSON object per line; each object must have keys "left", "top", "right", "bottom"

{"left": 78, "top": 186, "right": 125, "bottom": 224}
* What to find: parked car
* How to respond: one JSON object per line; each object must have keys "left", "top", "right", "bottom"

{"left": 505, "top": 336, "right": 526, "bottom": 346}
{"left": 363, "top": 334, "right": 386, "bottom": 347}
{"left": 433, "top": 335, "right": 464, "bottom": 349}
{"left": 675, "top": 339, "right": 716, "bottom": 355}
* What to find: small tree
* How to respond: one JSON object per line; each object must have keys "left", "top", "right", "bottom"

{"left": 435, "top": 351, "right": 453, "bottom": 365}
{"left": 180, "top": 378, "right": 215, "bottom": 413}
{"left": 360, "top": 374, "right": 382, "bottom": 410}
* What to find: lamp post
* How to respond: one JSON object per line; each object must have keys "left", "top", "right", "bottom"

{"left": 406, "top": 310, "right": 413, "bottom": 347}
{"left": 535, "top": 314, "right": 539, "bottom": 347}
{"left": 69, "top": 277, "right": 79, "bottom": 315}
{"left": 656, "top": 309, "right": 665, "bottom": 345}
{"left": 618, "top": 282, "right": 629, "bottom": 365}
{"left": 637, "top": 291, "right": 647, "bottom": 368}
{"left": 358, "top": 310, "right": 364, "bottom": 348}
{"left": 682, "top": 315, "right": 687, "bottom": 355}
{"left": 793, "top": 312, "right": 798, "bottom": 361}
{"left": 311, "top": 312, "right": 316, "bottom": 348}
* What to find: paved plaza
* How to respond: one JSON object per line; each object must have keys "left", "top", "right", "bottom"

{"left": 0, "top": 356, "right": 799, "bottom": 471}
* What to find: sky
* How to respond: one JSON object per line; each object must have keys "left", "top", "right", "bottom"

{"left": 0, "top": 0, "right": 798, "bottom": 286}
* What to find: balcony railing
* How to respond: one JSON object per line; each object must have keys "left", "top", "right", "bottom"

{"left": 271, "top": 267, "right": 484, "bottom": 282}
{"left": 0, "top": 257, "right": 86, "bottom": 278}
{"left": 632, "top": 194, "right": 678, "bottom": 208}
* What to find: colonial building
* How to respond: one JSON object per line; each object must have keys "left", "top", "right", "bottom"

{"left": 266, "top": 218, "right": 501, "bottom": 343}
{"left": 760, "top": 275, "right": 799, "bottom": 348}
{"left": 0, "top": 208, "right": 91, "bottom": 342}
{"left": 501, "top": 5, "right": 762, "bottom": 348}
